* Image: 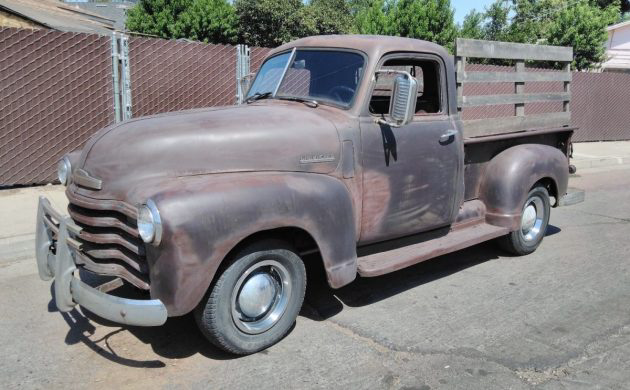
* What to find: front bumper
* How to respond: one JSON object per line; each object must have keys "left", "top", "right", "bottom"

{"left": 35, "top": 196, "right": 167, "bottom": 326}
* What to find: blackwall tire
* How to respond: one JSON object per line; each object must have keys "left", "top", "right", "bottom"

{"left": 194, "top": 239, "right": 306, "bottom": 355}
{"left": 498, "top": 186, "right": 551, "bottom": 256}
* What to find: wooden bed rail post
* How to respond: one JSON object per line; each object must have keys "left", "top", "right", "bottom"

{"left": 455, "top": 38, "right": 573, "bottom": 139}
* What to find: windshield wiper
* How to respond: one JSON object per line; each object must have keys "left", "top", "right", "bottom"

{"left": 245, "top": 91, "right": 273, "bottom": 104}
{"left": 277, "top": 96, "right": 319, "bottom": 108}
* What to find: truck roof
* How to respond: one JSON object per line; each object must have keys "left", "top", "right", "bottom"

{"left": 268, "top": 35, "right": 450, "bottom": 62}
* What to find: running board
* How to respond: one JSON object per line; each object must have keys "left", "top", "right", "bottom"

{"left": 357, "top": 223, "right": 509, "bottom": 277}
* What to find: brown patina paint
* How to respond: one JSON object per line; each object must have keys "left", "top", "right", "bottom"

{"left": 64, "top": 35, "right": 572, "bottom": 316}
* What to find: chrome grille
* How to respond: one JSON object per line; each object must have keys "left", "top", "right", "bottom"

{"left": 66, "top": 193, "right": 150, "bottom": 290}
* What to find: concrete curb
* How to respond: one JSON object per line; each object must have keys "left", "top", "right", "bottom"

{"left": 572, "top": 156, "right": 630, "bottom": 171}
{"left": 572, "top": 141, "right": 630, "bottom": 171}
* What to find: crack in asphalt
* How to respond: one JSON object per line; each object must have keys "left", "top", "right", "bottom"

{"left": 568, "top": 209, "right": 630, "bottom": 224}
{"left": 321, "top": 318, "right": 529, "bottom": 386}
{"left": 322, "top": 315, "right": 630, "bottom": 388}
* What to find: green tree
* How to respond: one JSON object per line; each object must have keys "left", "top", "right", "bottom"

{"left": 126, "top": 0, "right": 238, "bottom": 44}
{"left": 594, "top": 0, "right": 629, "bottom": 15}
{"left": 458, "top": 9, "right": 484, "bottom": 39}
{"left": 235, "top": 0, "right": 310, "bottom": 47}
{"left": 389, "top": 0, "right": 457, "bottom": 51}
{"left": 481, "top": 0, "right": 511, "bottom": 41}
{"left": 304, "top": 0, "right": 355, "bottom": 35}
{"left": 546, "top": 0, "right": 619, "bottom": 69}
{"left": 508, "top": 0, "right": 559, "bottom": 43}
{"left": 354, "top": 0, "right": 390, "bottom": 34}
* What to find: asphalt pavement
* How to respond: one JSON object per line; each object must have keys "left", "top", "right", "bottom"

{"left": 1, "top": 166, "right": 629, "bottom": 389}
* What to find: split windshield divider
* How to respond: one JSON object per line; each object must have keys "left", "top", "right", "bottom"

{"left": 272, "top": 48, "right": 296, "bottom": 97}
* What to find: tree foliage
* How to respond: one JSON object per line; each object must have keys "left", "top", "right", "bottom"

{"left": 388, "top": 0, "right": 457, "bottom": 51}
{"left": 458, "top": 10, "right": 484, "bottom": 39}
{"left": 456, "top": 0, "right": 620, "bottom": 70}
{"left": 126, "top": 0, "right": 238, "bottom": 44}
{"left": 481, "top": 0, "right": 511, "bottom": 41}
{"left": 126, "top": 0, "right": 619, "bottom": 69}
{"left": 304, "top": 0, "right": 355, "bottom": 35}
{"left": 234, "top": 0, "right": 354, "bottom": 46}
{"left": 354, "top": 0, "right": 390, "bottom": 34}
{"left": 547, "top": 0, "right": 620, "bottom": 69}
{"left": 234, "top": 0, "right": 309, "bottom": 47}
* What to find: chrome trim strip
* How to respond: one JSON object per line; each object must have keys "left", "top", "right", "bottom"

{"left": 272, "top": 47, "right": 296, "bottom": 97}
{"left": 73, "top": 169, "right": 103, "bottom": 190}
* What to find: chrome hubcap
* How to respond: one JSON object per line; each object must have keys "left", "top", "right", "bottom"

{"left": 522, "top": 205, "right": 537, "bottom": 231}
{"left": 520, "top": 196, "right": 545, "bottom": 242}
{"left": 231, "top": 260, "right": 291, "bottom": 334}
{"left": 238, "top": 273, "right": 277, "bottom": 318}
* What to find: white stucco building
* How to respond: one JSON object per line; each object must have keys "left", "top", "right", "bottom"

{"left": 602, "top": 20, "right": 630, "bottom": 73}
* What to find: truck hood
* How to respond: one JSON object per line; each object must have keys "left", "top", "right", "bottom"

{"left": 76, "top": 102, "right": 341, "bottom": 199}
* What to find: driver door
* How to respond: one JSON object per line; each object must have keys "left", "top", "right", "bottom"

{"left": 359, "top": 54, "right": 463, "bottom": 243}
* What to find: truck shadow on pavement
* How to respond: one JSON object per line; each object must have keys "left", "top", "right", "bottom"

{"left": 47, "top": 286, "right": 237, "bottom": 367}
{"left": 47, "top": 225, "right": 560, "bottom": 365}
{"left": 302, "top": 225, "right": 561, "bottom": 320}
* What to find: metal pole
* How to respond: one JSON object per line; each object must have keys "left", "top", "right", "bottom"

{"left": 236, "top": 45, "right": 243, "bottom": 104}
{"left": 119, "top": 33, "right": 132, "bottom": 120}
{"left": 111, "top": 32, "right": 121, "bottom": 123}
{"left": 235, "top": 44, "right": 251, "bottom": 104}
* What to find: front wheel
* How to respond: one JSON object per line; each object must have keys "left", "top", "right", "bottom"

{"left": 498, "top": 185, "right": 551, "bottom": 256}
{"left": 195, "top": 240, "right": 306, "bottom": 355}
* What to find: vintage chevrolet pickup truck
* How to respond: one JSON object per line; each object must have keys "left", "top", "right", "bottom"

{"left": 36, "top": 35, "right": 584, "bottom": 354}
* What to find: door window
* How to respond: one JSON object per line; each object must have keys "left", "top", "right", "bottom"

{"left": 369, "top": 58, "right": 442, "bottom": 116}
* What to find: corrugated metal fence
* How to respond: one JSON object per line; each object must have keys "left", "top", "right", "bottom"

{"left": 0, "top": 27, "right": 628, "bottom": 185}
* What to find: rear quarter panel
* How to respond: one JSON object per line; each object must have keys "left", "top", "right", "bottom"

{"left": 476, "top": 143, "right": 569, "bottom": 230}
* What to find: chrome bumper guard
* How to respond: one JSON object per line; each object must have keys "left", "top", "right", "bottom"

{"left": 36, "top": 196, "right": 167, "bottom": 326}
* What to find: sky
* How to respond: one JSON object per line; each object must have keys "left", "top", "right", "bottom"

{"left": 452, "top": 0, "right": 496, "bottom": 24}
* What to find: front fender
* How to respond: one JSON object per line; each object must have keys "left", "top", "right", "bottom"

{"left": 145, "top": 172, "right": 357, "bottom": 316}
{"left": 479, "top": 144, "right": 569, "bottom": 230}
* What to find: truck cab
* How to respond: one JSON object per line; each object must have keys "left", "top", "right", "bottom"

{"left": 36, "top": 35, "right": 582, "bottom": 355}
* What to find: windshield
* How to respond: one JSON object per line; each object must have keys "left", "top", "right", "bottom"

{"left": 247, "top": 49, "right": 365, "bottom": 108}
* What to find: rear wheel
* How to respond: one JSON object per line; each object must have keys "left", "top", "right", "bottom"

{"left": 195, "top": 240, "right": 306, "bottom": 355}
{"left": 498, "top": 185, "right": 551, "bottom": 256}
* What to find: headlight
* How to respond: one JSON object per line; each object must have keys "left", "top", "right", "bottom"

{"left": 137, "top": 199, "right": 162, "bottom": 245}
{"left": 57, "top": 157, "right": 71, "bottom": 185}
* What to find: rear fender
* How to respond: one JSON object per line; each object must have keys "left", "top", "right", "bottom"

{"left": 145, "top": 172, "right": 357, "bottom": 316}
{"left": 479, "top": 144, "right": 569, "bottom": 230}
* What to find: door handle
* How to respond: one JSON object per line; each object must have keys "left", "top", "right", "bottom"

{"left": 439, "top": 129, "right": 458, "bottom": 143}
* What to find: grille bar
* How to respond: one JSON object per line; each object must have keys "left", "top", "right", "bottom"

{"left": 78, "top": 230, "right": 144, "bottom": 255}
{"left": 82, "top": 247, "right": 147, "bottom": 274}
{"left": 68, "top": 204, "right": 139, "bottom": 237}
{"left": 74, "top": 251, "right": 150, "bottom": 290}
{"left": 65, "top": 191, "right": 149, "bottom": 290}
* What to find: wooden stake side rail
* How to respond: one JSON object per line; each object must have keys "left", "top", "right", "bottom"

{"left": 455, "top": 38, "right": 573, "bottom": 139}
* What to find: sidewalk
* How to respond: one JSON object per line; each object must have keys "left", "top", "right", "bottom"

{"left": 0, "top": 185, "right": 67, "bottom": 263}
{"left": 572, "top": 141, "right": 630, "bottom": 171}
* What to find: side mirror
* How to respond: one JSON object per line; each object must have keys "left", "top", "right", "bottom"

{"left": 389, "top": 75, "right": 418, "bottom": 126}
{"left": 375, "top": 70, "right": 418, "bottom": 127}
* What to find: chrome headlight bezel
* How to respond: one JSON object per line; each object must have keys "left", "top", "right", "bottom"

{"left": 137, "top": 199, "right": 162, "bottom": 245}
{"left": 57, "top": 157, "right": 72, "bottom": 186}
